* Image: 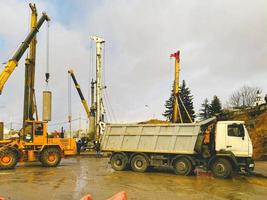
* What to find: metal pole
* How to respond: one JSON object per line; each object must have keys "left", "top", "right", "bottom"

{"left": 170, "top": 51, "right": 182, "bottom": 123}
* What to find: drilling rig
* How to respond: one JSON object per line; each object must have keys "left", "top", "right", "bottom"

{"left": 0, "top": 4, "right": 76, "bottom": 170}
{"left": 68, "top": 36, "right": 106, "bottom": 151}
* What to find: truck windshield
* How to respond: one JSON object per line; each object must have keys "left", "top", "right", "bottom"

{"left": 228, "top": 124, "right": 244, "bottom": 137}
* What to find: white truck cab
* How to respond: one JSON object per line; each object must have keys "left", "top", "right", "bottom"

{"left": 215, "top": 121, "right": 253, "bottom": 157}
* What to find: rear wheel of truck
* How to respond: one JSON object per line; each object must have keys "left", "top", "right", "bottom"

{"left": 173, "top": 157, "right": 193, "bottom": 176}
{"left": 131, "top": 154, "right": 149, "bottom": 173}
{"left": 211, "top": 158, "right": 232, "bottom": 179}
{"left": 40, "top": 147, "right": 61, "bottom": 167}
{"left": 0, "top": 148, "right": 18, "bottom": 170}
{"left": 110, "top": 153, "right": 127, "bottom": 171}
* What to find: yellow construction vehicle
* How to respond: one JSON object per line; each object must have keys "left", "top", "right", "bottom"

{"left": 0, "top": 4, "right": 76, "bottom": 170}
{"left": 68, "top": 69, "right": 91, "bottom": 120}
{"left": 68, "top": 69, "right": 95, "bottom": 147}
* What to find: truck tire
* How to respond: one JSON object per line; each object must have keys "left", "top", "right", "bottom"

{"left": 211, "top": 158, "right": 232, "bottom": 178}
{"left": 110, "top": 153, "right": 127, "bottom": 171}
{"left": 131, "top": 154, "right": 149, "bottom": 173}
{"left": 0, "top": 148, "right": 18, "bottom": 170}
{"left": 173, "top": 157, "right": 193, "bottom": 176}
{"left": 40, "top": 147, "right": 61, "bottom": 167}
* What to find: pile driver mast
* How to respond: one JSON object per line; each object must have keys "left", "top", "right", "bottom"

{"left": 170, "top": 51, "right": 193, "bottom": 123}
{"left": 23, "top": 3, "right": 39, "bottom": 126}
{"left": 170, "top": 51, "right": 182, "bottom": 123}
{"left": 91, "top": 36, "right": 105, "bottom": 143}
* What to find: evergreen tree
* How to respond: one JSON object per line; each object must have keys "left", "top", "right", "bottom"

{"left": 162, "top": 84, "right": 175, "bottom": 121}
{"left": 179, "top": 80, "right": 195, "bottom": 122}
{"left": 210, "top": 95, "right": 222, "bottom": 116}
{"left": 163, "top": 80, "right": 195, "bottom": 123}
{"left": 199, "top": 98, "right": 211, "bottom": 120}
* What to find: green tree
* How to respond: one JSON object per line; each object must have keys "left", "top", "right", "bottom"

{"left": 210, "top": 95, "right": 222, "bottom": 116}
{"left": 163, "top": 80, "right": 195, "bottom": 123}
{"left": 179, "top": 80, "right": 195, "bottom": 122}
{"left": 162, "top": 85, "right": 175, "bottom": 121}
{"left": 199, "top": 98, "right": 211, "bottom": 120}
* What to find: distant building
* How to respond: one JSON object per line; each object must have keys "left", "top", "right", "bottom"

{"left": 254, "top": 90, "right": 265, "bottom": 107}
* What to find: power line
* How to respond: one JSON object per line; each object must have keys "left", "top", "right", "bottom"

{"left": 103, "top": 92, "right": 112, "bottom": 122}
{"left": 104, "top": 89, "right": 117, "bottom": 122}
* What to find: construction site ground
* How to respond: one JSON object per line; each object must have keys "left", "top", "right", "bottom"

{"left": 0, "top": 157, "right": 267, "bottom": 200}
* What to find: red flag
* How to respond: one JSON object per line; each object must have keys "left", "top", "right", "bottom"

{"left": 170, "top": 50, "right": 180, "bottom": 62}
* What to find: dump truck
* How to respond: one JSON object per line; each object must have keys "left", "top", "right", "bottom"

{"left": 101, "top": 117, "right": 254, "bottom": 178}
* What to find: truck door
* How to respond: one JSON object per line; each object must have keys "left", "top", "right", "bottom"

{"left": 226, "top": 123, "right": 249, "bottom": 157}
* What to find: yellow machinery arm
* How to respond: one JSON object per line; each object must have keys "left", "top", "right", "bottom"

{"left": 0, "top": 12, "right": 50, "bottom": 94}
{"left": 68, "top": 69, "right": 91, "bottom": 118}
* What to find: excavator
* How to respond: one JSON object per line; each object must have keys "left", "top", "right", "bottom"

{"left": 0, "top": 4, "right": 76, "bottom": 170}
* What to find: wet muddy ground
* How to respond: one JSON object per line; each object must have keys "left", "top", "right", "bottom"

{"left": 0, "top": 157, "right": 267, "bottom": 200}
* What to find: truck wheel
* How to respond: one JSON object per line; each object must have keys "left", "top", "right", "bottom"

{"left": 130, "top": 154, "right": 149, "bottom": 173}
{"left": 40, "top": 147, "right": 61, "bottom": 167}
{"left": 0, "top": 149, "right": 18, "bottom": 170}
{"left": 211, "top": 158, "right": 232, "bottom": 178}
{"left": 173, "top": 157, "right": 192, "bottom": 176}
{"left": 110, "top": 153, "right": 127, "bottom": 171}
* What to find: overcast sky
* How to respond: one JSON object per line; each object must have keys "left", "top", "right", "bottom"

{"left": 0, "top": 0, "right": 266, "bottom": 130}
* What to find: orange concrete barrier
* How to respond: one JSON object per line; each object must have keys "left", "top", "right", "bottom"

{"left": 80, "top": 191, "right": 127, "bottom": 200}
{"left": 80, "top": 194, "right": 93, "bottom": 200}
{"left": 107, "top": 192, "right": 127, "bottom": 200}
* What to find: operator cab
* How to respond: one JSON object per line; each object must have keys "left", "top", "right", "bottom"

{"left": 23, "top": 121, "right": 46, "bottom": 143}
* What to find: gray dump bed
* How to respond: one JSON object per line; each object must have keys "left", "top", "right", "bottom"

{"left": 101, "top": 118, "right": 215, "bottom": 154}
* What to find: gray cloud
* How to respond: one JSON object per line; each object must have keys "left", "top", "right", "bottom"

{"left": 0, "top": 0, "right": 266, "bottom": 130}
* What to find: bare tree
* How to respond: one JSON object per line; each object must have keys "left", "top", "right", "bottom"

{"left": 229, "top": 85, "right": 261, "bottom": 108}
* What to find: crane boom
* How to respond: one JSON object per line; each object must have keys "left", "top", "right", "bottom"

{"left": 0, "top": 12, "right": 50, "bottom": 94}
{"left": 68, "top": 69, "right": 91, "bottom": 118}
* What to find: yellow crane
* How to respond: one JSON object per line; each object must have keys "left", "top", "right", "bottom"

{"left": 0, "top": 4, "right": 76, "bottom": 170}
{"left": 68, "top": 69, "right": 91, "bottom": 119}
{"left": 68, "top": 69, "right": 95, "bottom": 143}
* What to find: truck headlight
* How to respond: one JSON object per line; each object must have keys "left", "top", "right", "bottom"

{"left": 249, "top": 163, "right": 254, "bottom": 167}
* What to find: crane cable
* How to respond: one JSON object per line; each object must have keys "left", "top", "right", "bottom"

{"left": 88, "top": 40, "right": 94, "bottom": 105}
{"left": 102, "top": 43, "right": 117, "bottom": 122}
{"left": 45, "top": 21, "right": 50, "bottom": 88}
